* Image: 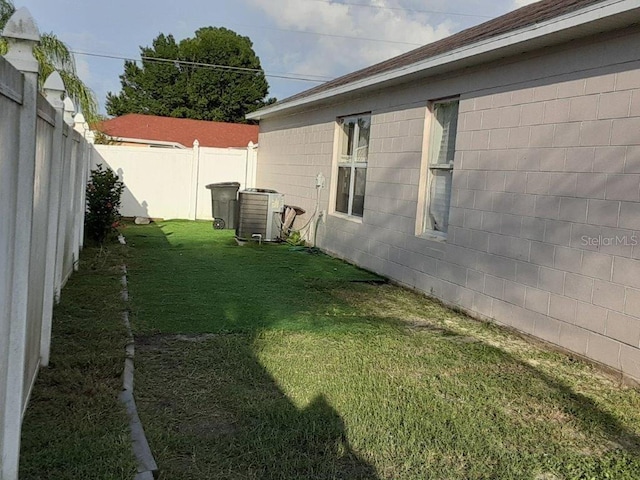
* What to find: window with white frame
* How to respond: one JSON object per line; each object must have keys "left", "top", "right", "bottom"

{"left": 424, "top": 99, "right": 459, "bottom": 236}
{"left": 335, "top": 114, "right": 370, "bottom": 217}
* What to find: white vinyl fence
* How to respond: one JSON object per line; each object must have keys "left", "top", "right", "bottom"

{"left": 91, "top": 141, "right": 257, "bottom": 220}
{"left": 0, "top": 10, "right": 91, "bottom": 480}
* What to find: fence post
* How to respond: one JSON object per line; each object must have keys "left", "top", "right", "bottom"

{"left": 245, "top": 141, "right": 258, "bottom": 189}
{"left": 189, "top": 139, "right": 200, "bottom": 220}
{"left": 53, "top": 97, "right": 76, "bottom": 301}
{"left": 71, "top": 114, "right": 87, "bottom": 269}
{"left": 0, "top": 9, "right": 40, "bottom": 480}
{"left": 40, "top": 71, "right": 66, "bottom": 368}
{"left": 74, "top": 113, "right": 91, "bottom": 254}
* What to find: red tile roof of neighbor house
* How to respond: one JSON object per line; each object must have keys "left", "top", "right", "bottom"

{"left": 98, "top": 114, "right": 259, "bottom": 148}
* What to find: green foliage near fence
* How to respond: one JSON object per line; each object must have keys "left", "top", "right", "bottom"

{"left": 85, "top": 164, "right": 124, "bottom": 245}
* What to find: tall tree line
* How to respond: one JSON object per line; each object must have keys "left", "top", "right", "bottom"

{"left": 106, "top": 27, "right": 276, "bottom": 124}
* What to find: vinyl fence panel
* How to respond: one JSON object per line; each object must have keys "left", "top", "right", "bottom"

{"left": 92, "top": 144, "right": 255, "bottom": 221}
{"left": 0, "top": 10, "right": 92, "bottom": 479}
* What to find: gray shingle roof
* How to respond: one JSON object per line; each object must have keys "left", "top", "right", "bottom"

{"left": 277, "top": 0, "right": 607, "bottom": 105}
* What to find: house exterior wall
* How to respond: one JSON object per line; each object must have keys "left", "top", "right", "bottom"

{"left": 255, "top": 27, "right": 640, "bottom": 382}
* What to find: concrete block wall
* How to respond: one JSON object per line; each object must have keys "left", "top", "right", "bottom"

{"left": 452, "top": 73, "right": 640, "bottom": 380}
{"left": 257, "top": 122, "right": 336, "bottom": 216}
{"left": 256, "top": 27, "right": 640, "bottom": 382}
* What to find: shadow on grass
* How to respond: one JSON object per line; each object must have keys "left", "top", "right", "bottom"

{"left": 127, "top": 221, "right": 640, "bottom": 479}
{"left": 128, "top": 222, "right": 381, "bottom": 478}
{"left": 136, "top": 333, "right": 381, "bottom": 480}
{"left": 312, "top": 283, "right": 640, "bottom": 478}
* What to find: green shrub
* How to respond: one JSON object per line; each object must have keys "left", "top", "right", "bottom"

{"left": 85, "top": 164, "right": 124, "bottom": 244}
{"left": 285, "top": 230, "right": 306, "bottom": 246}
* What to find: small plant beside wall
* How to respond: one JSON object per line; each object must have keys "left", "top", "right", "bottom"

{"left": 85, "top": 163, "right": 124, "bottom": 245}
{"left": 285, "top": 230, "right": 306, "bottom": 247}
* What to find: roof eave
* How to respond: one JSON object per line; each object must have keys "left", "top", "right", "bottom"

{"left": 248, "top": 0, "right": 640, "bottom": 121}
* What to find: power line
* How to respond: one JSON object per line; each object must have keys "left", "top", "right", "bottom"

{"left": 234, "top": 23, "right": 422, "bottom": 46}
{"left": 303, "top": 0, "right": 493, "bottom": 19}
{"left": 69, "top": 2, "right": 486, "bottom": 85}
{"left": 70, "top": 50, "right": 332, "bottom": 83}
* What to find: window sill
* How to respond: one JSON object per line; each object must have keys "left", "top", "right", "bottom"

{"left": 418, "top": 231, "right": 448, "bottom": 243}
{"left": 329, "top": 212, "right": 363, "bottom": 224}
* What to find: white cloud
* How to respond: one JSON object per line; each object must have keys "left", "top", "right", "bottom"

{"left": 246, "top": 0, "right": 454, "bottom": 83}
{"left": 512, "top": 0, "right": 539, "bottom": 8}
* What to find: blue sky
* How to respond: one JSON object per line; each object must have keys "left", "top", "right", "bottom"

{"left": 18, "top": 0, "right": 536, "bottom": 115}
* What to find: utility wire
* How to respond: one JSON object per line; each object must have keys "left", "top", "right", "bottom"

{"left": 303, "top": 0, "right": 493, "bottom": 18}
{"left": 71, "top": 50, "right": 332, "bottom": 83}
{"left": 234, "top": 23, "right": 422, "bottom": 46}
{"left": 69, "top": 2, "right": 492, "bottom": 84}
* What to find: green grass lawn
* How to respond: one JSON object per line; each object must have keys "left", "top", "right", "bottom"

{"left": 126, "top": 220, "right": 383, "bottom": 334}
{"left": 124, "top": 221, "right": 640, "bottom": 479}
{"left": 19, "top": 244, "right": 136, "bottom": 479}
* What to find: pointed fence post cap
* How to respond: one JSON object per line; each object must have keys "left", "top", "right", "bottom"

{"left": 74, "top": 112, "right": 88, "bottom": 134}
{"left": 3, "top": 8, "right": 40, "bottom": 42}
{"left": 3, "top": 8, "right": 40, "bottom": 73}
{"left": 193, "top": 139, "right": 200, "bottom": 148}
{"left": 43, "top": 71, "right": 65, "bottom": 108}
{"left": 43, "top": 71, "right": 65, "bottom": 92}
{"left": 63, "top": 97, "right": 76, "bottom": 125}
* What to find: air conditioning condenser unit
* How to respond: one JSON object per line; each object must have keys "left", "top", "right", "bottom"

{"left": 236, "top": 189, "right": 285, "bottom": 242}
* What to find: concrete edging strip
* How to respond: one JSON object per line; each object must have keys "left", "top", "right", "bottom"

{"left": 119, "top": 259, "right": 159, "bottom": 478}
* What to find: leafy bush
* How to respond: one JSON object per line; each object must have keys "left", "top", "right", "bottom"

{"left": 285, "top": 230, "right": 306, "bottom": 246}
{"left": 85, "top": 164, "right": 124, "bottom": 244}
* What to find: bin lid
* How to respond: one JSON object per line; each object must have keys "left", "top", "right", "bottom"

{"left": 205, "top": 182, "right": 241, "bottom": 189}
{"left": 242, "top": 188, "right": 278, "bottom": 193}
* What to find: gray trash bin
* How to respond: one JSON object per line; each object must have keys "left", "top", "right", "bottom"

{"left": 205, "top": 182, "right": 240, "bottom": 229}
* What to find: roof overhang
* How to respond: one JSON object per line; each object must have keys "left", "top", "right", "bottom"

{"left": 248, "top": 0, "right": 640, "bottom": 120}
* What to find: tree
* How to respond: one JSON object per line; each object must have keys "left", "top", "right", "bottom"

{"left": 106, "top": 27, "right": 275, "bottom": 123}
{"left": 0, "top": 0, "right": 98, "bottom": 122}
